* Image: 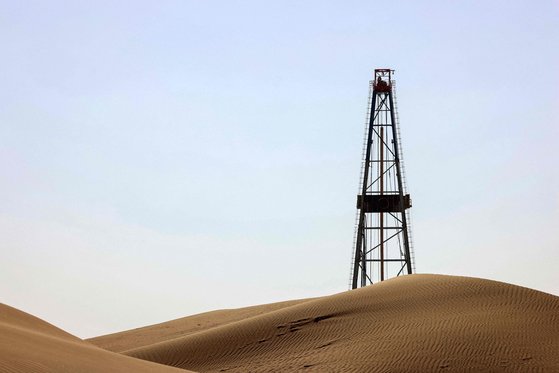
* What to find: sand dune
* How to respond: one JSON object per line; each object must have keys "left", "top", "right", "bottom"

{"left": 103, "top": 275, "right": 558, "bottom": 372}
{"left": 4, "top": 274, "right": 559, "bottom": 372}
{"left": 0, "top": 304, "right": 192, "bottom": 373}
{"left": 88, "top": 298, "right": 310, "bottom": 354}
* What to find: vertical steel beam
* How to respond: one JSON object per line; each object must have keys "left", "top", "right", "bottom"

{"left": 352, "top": 90, "right": 377, "bottom": 289}
{"left": 388, "top": 90, "right": 413, "bottom": 275}
{"left": 379, "top": 125, "right": 385, "bottom": 281}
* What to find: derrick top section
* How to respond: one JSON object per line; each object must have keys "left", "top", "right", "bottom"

{"left": 373, "top": 68, "right": 393, "bottom": 93}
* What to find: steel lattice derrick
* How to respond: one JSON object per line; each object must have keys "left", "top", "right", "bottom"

{"left": 350, "top": 69, "right": 413, "bottom": 289}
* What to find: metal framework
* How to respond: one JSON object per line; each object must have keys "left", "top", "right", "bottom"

{"left": 350, "top": 69, "right": 414, "bottom": 289}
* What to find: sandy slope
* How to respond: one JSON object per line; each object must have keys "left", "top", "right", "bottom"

{"left": 5, "top": 275, "right": 559, "bottom": 372}
{"left": 88, "top": 298, "right": 310, "bottom": 353}
{"left": 111, "top": 275, "right": 559, "bottom": 372}
{"left": 0, "top": 304, "right": 193, "bottom": 373}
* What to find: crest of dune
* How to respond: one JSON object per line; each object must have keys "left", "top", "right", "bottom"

{"left": 89, "top": 274, "right": 559, "bottom": 372}
{"left": 0, "top": 303, "right": 193, "bottom": 373}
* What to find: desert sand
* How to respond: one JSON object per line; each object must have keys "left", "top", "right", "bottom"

{"left": 0, "top": 303, "right": 192, "bottom": 373}
{"left": 88, "top": 298, "right": 310, "bottom": 354}
{"left": 3, "top": 274, "right": 559, "bottom": 372}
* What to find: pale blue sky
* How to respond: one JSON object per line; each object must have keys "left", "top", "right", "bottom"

{"left": 1, "top": 1, "right": 558, "bottom": 338}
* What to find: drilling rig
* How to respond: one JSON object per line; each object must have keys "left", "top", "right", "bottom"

{"left": 350, "top": 69, "right": 414, "bottom": 289}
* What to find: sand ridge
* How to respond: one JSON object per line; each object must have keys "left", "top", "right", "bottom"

{"left": 0, "top": 303, "right": 194, "bottom": 373}
{"left": 88, "top": 298, "right": 311, "bottom": 353}
{"left": 113, "top": 274, "right": 559, "bottom": 372}
{"left": 4, "top": 274, "right": 559, "bottom": 372}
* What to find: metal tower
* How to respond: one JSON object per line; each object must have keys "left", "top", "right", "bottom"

{"left": 350, "top": 69, "right": 414, "bottom": 289}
